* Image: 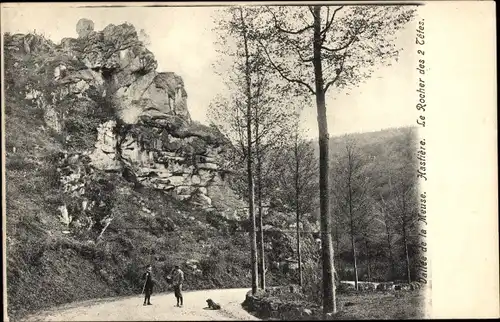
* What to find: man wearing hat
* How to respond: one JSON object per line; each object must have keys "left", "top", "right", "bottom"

{"left": 171, "top": 265, "right": 185, "bottom": 307}
{"left": 142, "top": 265, "right": 155, "bottom": 306}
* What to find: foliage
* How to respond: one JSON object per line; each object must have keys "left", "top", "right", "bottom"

{"left": 252, "top": 5, "right": 416, "bottom": 95}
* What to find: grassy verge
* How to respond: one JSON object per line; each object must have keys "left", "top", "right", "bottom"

{"left": 334, "top": 290, "right": 424, "bottom": 320}
{"left": 243, "top": 286, "right": 425, "bottom": 320}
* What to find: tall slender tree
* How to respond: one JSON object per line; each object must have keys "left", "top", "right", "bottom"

{"left": 252, "top": 5, "right": 415, "bottom": 314}
{"left": 331, "top": 137, "right": 371, "bottom": 290}
{"left": 210, "top": 6, "right": 296, "bottom": 293}
{"left": 210, "top": 6, "right": 261, "bottom": 294}
{"left": 377, "top": 190, "right": 397, "bottom": 280}
{"left": 274, "top": 113, "right": 319, "bottom": 287}
{"left": 253, "top": 72, "right": 293, "bottom": 290}
{"left": 241, "top": 8, "right": 259, "bottom": 294}
{"left": 357, "top": 203, "right": 378, "bottom": 282}
{"left": 293, "top": 119, "right": 303, "bottom": 288}
{"left": 389, "top": 128, "right": 419, "bottom": 284}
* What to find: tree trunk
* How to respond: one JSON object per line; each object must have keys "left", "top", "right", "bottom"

{"left": 294, "top": 130, "right": 303, "bottom": 287}
{"left": 97, "top": 217, "right": 112, "bottom": 242}
{"left": 240, "top": 8, "right": 258, "bottom": 294}
{"left": 256, "top": 128, "right": 265, "bottom": 290}
{"left": 257, "top": 182, "right": 265, "bottom": 290}
{"left": 402, "top": 222, "right": 411, "bottom": 284}
{"left": 313, "top": 5, "right": 336, "bottom": 315}
{"left": 296, "top": 216, "right": 303, "bottom": 287}
{"left": 384, "top": 212, "right": 396, "bottom": 281}
{"left": 365, "top": 237, "right": 371, "bottom": 282}
{"left": 335, "top": 224, "right": 341, "bottom": 273}
{"left": 350, "top": 223, "right": 359, "bottom": 290}
{"left": 348, "top": 146, "right": 358, "bottom": 290}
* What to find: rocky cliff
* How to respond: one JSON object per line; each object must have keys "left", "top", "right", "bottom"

{"left": 5, "top": 20, "right": 244, "bottom": 235}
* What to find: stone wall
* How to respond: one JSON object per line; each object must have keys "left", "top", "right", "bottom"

{"left": 242, "top": 288, "right": 322, "bottom": 321}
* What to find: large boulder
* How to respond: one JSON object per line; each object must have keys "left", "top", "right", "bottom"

{"left": 113, "top": 72, "right": 191, "bottom": 124}
{"left": 76, "top": 18, "right": 94, "bottom": 38}
{"left": 66, "top": 21, "right": 239, "bottom": 209}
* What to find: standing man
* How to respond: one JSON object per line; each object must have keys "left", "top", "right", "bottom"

{"left": 172, "top": 265, "right": 184, "bottom": 307}
{"left": 142, "top": 265, "right": 154, "bottom": 306}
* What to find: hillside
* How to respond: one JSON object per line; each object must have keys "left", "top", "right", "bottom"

{"left": 328, "top": 127, "right": 421, "bottom": 282}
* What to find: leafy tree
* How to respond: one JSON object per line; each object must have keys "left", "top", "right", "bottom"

{"left": 210, "top": 6, "right": 259, "bottom": 293}
{"left": 251, "top": 5, "right": 415, "bottom": 314}
{"left": 252, "top": 73, "right": 294, "bottom": 290}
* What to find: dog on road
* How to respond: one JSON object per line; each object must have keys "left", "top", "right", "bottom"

{"left": 206, "top": 299, "right": 221, "bottom": 310}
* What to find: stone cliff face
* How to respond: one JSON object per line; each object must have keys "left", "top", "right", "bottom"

{"left": 5, "top": 20, "right": 244, "bottom": 232}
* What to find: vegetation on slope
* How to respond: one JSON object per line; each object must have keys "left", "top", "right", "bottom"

{"left": 3, "top": 31, "right": 287, "bottom": 320}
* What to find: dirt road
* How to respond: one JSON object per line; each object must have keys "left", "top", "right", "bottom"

{"left": 25, "top": 288, "right": 259, "bottom": 321}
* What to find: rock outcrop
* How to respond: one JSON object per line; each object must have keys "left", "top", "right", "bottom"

{"left": 4, "top": 19, "right": 245, "bottom": 233}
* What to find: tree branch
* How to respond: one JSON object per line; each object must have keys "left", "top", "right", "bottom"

{"left": 307, "top": 6, "right": 316, "bottom": 19}
{"left": 324, "top": 51, "right": 348, "bottom": 93}
{"left": 321, "top": 35, "right": 357, "bottom": 53}
{"left": 266, "top": 7, "right": 314, "bottom": 35}
{"left": 288, "top": 38, "right": 314, "bottom": 63}
{"left": 258, "top": 40, "right": 316, "bottom": 95}
{"left": 320, "top": 6, "right": 344, "bottom": 36}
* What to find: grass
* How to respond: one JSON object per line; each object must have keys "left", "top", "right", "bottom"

{"left": 334, "top": 291, "right": 424, "bottom": 320}
{"left": 248, "top": 287, "right": 425, "bottom": 320}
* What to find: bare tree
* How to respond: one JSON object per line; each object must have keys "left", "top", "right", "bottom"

{"left": 210, "top": 6, "right": 261, "bottom": 294}
{"left": 387, "top": 179, "right": 418, "bottom": 284}
{"left": 332, "top": 211, "right": 343, "bottom": 274}
{"left": 376, "top": 192, "right": 397, "bottom": 281}
{"left": 274, "top": 114, "right": 318, "bottom": 287}
{"left": 389, "top": 128, "right": 419, "bottom": 284}
{"left": 210, "top": 6, "right": 296, "bottom": 292}
{"left": 374, "top": 184, "right": 402, "bottom": 280}
{"left": 253, "top": 71, "right": 294, "bottom": 290}
{"left": 357, "top": 203, "right": 378, "bottom": 282}
{"left": 252, "top": 5, "right": 415, "bottom": 314}
{"left": 331, "top": 137, "right": 371, "bottom": 290}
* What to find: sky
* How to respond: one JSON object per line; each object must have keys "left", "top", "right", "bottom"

{"left": 2, "top": 4, "right": 419, "bottom": 139}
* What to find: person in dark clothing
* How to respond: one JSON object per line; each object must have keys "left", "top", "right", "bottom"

{"left": 142, "top": 265, "right": 154, "bottom": 306}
